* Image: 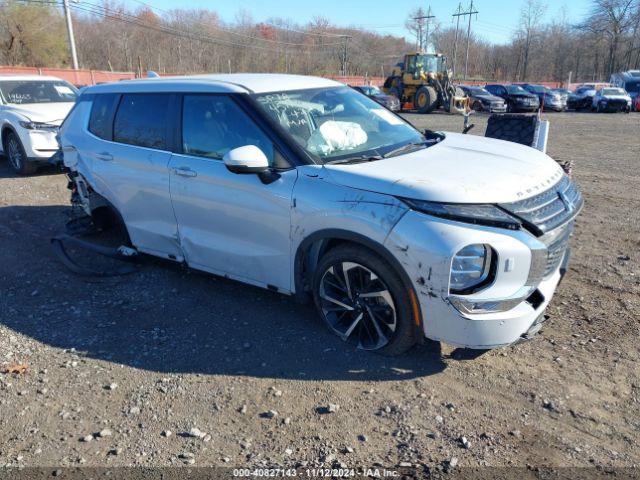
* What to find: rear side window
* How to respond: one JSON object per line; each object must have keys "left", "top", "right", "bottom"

{"left": 88, "top": 93, "right": 119, "bottom": 140}
{"left": 113, "top": 93, "right": 170, "bottom": 150}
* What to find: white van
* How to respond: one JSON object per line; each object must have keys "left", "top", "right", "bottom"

{"left": 58, "top": 74, "right": 582, "bottom": 355}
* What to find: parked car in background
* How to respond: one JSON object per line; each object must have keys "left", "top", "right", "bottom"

{"left": 552, "top": 88, "right": 571, "bottom": 100}
{"left": 459, "top": 85, "right": 507, "bottom": 112}
{"left": 484, "top": 84, "right": 539, "bottom": 112}
{"left": 567, "top": 86, "right": 597, "bottom": 110}
{"left": 552, "top": 88, "right": 572, "bottom": 107}
{"left": 592, "top": 87, "right": 632, "bottom": 113}
{"left": 352, "top": 85, "right": 401, "bottom": 111}
{"left": 0, "top": 75, "right": 78, "bottom": 174}
{"left": 59, "top": 73, "right": 582, "bottom": 353}
{"left": 519, "top": 84, "right": 566, "bottom": 111}
{"left": 610, "top": 70, "right": 640, "bottom": 110}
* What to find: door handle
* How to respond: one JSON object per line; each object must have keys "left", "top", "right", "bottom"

{"left": 95, "top": 152, "right": 113, "bottom": 161}
{"left": 173, "top": 167, "right": 197, "bottom": 177}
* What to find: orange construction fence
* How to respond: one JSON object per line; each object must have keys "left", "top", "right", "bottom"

{"left": 0, "top": 66, "right": 135, "bottom": 86}
{"left": 2, "top": 66, "right": 598, "bottom": 90}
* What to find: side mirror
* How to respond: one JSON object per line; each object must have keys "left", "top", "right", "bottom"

{"left": 223, "top": 145, "right": 269, "bottom": 174}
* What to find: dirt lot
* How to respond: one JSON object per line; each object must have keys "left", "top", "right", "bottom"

{"left": 0, "top": 111, "right": 638, "bottom": 474}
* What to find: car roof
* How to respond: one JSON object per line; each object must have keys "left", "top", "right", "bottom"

{"left": 84, "top": 73, "right": 343, "bottom": 95}
{"left": 0, "top": 74, "right": 67, "bottom": 82}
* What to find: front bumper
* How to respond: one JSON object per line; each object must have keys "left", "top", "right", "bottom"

{"left": 385, "top": 211, "right": 570, "bottom": 349}
{"left": 567, "top": 98, "right": 592, "bottom": 110}
{"left": 384, "top": 100, "right": 401, "bottom": 112}
{"left": 597, "top": 100, "right": 630, "bottom": 112}
{"left": 513, "top": 103, "right": 539, "bottom": 112}
{"left": 16, "top": 126, "right": 60, "bottom": 161}
{"left": 544, "top": 101, "right": 566, "bottom": 111}
{"left": 488, "top": 103, "right": 507, "bottom": 113}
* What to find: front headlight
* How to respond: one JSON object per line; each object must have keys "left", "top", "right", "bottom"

{"left": 19, "top": 121, "right": 55, "bottom": 131}
{"left": 450, "top": 244, "right": 494, "bottom": 293}
{"left": 401, "top": 199, "right": 521, "bottom": 230}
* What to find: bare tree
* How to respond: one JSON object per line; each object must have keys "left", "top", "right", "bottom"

{"left": 518, "top": 0, "right": 547, "bottom": 81}
{"left": 579, "top": 0, "right": 638, "bottom": 76}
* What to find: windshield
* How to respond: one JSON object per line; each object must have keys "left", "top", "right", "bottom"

{"left": 407, "top": 55, "right": 444, "bottom": 75}
{"left": 252, "top": 87, "right": 425, "bottom": 163}
{"left": 0, "top": 80, "right": 78, "bottom": 104}
{"left": 624, "top": 81, "right": 639, "bottom": 93}
{"left": 601, "top": 88, "right": 626, "bottom": 95}
{"left": 506, "top": 85, "right": 528, "bottom": 94}
{"left": 470, "top": 87, "right": 491, "bottom": 95}
{"left": 526, "top": 85, "right": 546, "bottom": 93}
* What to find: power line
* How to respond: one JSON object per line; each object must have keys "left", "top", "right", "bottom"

{"left": 263, "top": 22, "right": 348, "bottom": 38}
{"left": 413, "top": 7, "right": 435, "bottom": 51}
{"left": 68, "top": 2, "right": 344, "bottom": 53}
{"left": 453, "top": 0, "right": 479, "bottom": 80}
{"left": 127, "top": 0, "right": 347, "bottom": 40}
{"left": 451, "top": 3, "right": 463, "bottom": 77}
{"left": 81, "top": 0, "right": 343, "bottom": 48}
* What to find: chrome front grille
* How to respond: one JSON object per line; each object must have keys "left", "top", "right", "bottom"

{"left": 500, "top": 175, "right": 583, "bottom": 234}
{"left": 543, "top": 222, "right": 572, "bottom": 277}
{"left": 526, "top": 221, "right": 573, "bottom": 283}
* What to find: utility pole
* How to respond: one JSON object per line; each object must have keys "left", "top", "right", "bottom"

{"left": 62, "top": 0, "right": 79, "bottom": 69}
{"left": 413, "top": 8, "right": 435, "bottom": 51}
{"left": 452, "top": 0, "right": 478, "bottom": 80}
{"left": 451, "top": 3, "right": 463, "bottom": 78}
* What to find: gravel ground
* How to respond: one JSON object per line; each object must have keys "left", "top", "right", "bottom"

{"left": 0, "top": 111, "right": 638, "bottom": 473}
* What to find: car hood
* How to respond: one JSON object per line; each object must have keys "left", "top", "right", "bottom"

{"left": 475, "top": 94, "right": 502, "bottom": 102}
{"left": 600, "top": 94, "right": 630, "bottom": 100}
{"left": 5, "top": 102, "right": 75, "bottom": 125}
{"left": 373, "top": 94, "right": 397, "bottom": 102}
{"left": 322, "top": 133, "right": 564, "bottom": 204}
{"left": 570, "top": 90, "right": 595, "bottom": 99}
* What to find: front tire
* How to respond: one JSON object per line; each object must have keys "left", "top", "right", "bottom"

{"left": 415, "top": 86, "right": 438, "bottom": 113}
{"left": 312, "top": 245, "right": 418, "bottom": 355}
{"left": 4, "top": 131, "right": 36, "bottom": 175}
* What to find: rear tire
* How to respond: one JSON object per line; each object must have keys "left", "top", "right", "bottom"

{"left": 472, "top": 100, "right": 484, "bottom": 112}
{"left": 415, "top": 86, "right": 438, "bottom": 114}
{"left": 4, "top": 131, "right": 36, "bottom": 175}
{"left": 312, "top": 245, "right": 418, "bottom": 356}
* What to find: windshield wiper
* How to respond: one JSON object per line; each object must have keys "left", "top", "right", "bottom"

{"left": 325, "top": 154, "right": 383, "bottom": 165}
{"left": 382, "top": 141, "right": 429, "bottom": 158}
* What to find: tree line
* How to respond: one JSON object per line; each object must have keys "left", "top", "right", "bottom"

{"left": 1, "top": 0, "right": 638, "bottom": 84}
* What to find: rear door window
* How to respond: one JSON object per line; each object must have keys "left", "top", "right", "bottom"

{"left": 88, "top": 93, "right": 119, "bottom": 140}
{"left": 113, "top": 93, "right": 170, "bottom": 150}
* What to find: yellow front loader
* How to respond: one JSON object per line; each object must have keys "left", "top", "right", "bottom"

{"left": 382, "top": 53, "right": 467, "bottom": 114}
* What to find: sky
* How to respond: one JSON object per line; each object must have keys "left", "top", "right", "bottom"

{"left": 133, "top": 0, "right": 594, "bottom": 45}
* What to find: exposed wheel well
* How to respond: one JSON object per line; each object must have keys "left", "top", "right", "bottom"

{"left": 1, "top": 125, "right": 17, "bottom": 149}
{"left": 293, "top": 230, "right": 418, "bottom": 309}
{"left": 80, "top": 186, "right": 131, "bottom": 244}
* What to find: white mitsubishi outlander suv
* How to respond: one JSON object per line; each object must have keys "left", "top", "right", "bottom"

{"left": 58, "top": 74, "right": 582, "bottom": 355}
{"left": 1, "top": 75, "right": 78, "bottom": 174}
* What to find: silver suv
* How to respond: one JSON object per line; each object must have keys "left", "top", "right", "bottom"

{"left": 59, "top": 74, "right": 582, "bottom": 355}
